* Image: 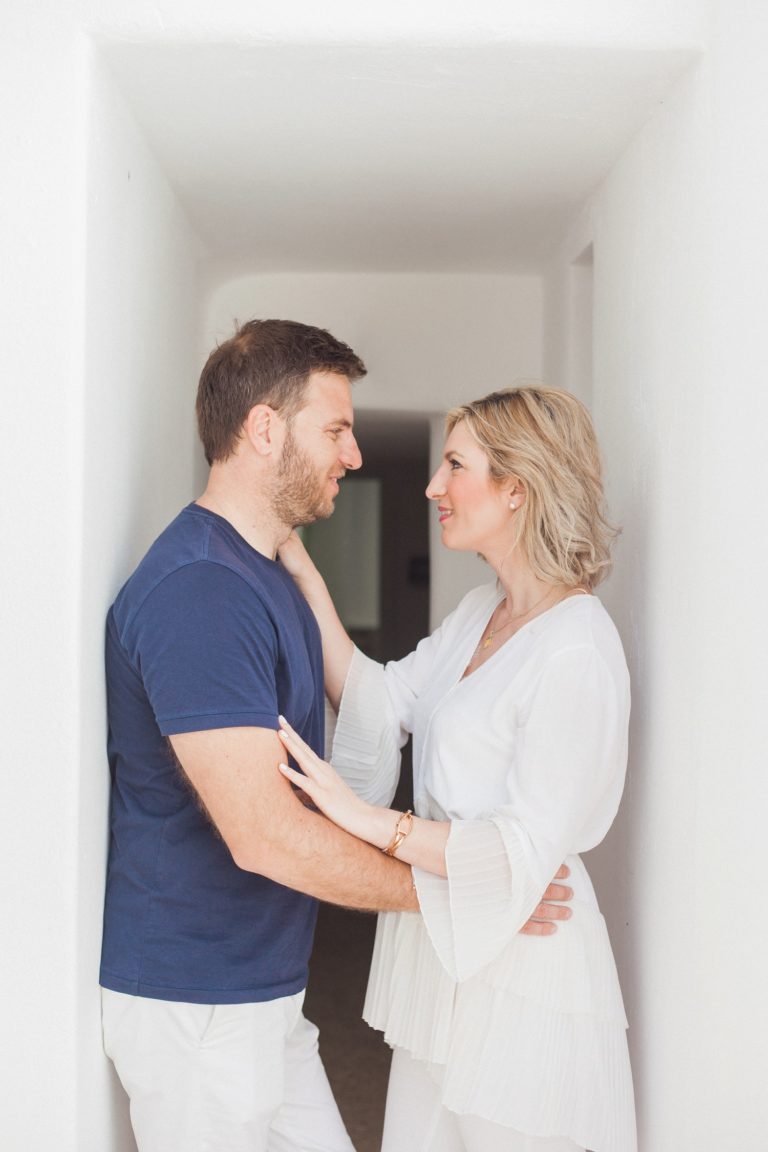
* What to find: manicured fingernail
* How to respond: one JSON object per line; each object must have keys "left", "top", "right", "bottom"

{"left": 278, "top": 714, "right": 287, "bottom": 725}
{"left": 278, "top": 763, "right": 289, "bottom": 773}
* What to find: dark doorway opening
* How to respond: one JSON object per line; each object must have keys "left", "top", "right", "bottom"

{"left": 303, "top": 412, "right": 431, "bottom": 1151}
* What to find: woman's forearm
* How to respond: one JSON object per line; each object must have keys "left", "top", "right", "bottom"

{"left": 277, "top": 717, "right": 449, "bottom": 875}
{"left": 300, "top": 572, "right": 355, "bottom": 709}
{"left": 278, "top": 532, "right": 355, "bottom": 709}
{"left": 362, "top": 806, "right": 450, "bottom": 878}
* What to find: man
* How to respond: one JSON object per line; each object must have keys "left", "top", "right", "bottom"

{"left": 100, "top": 319, "right": 570, "bottom": 1152}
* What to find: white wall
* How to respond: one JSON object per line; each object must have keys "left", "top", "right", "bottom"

{"left": 0, "top": 11, "right": 88, "bottom": 1150}
{"left": 76, "top": 53, "right": 205, "bottom": 1152}
{"left": 692, "top": 2, "right": 768, "bottom": 1142}
{"left": 544, "top": 8, "right": 768, "bottom": 1143}
{"left": 205, "top": 272, "right": 543, "bottom": 623}
{"left": 4, "top": 2, "right": 766, "bottom": 1150}
{"left": 204, "top": 272, "right": 542, "bottom": 414}
{"left": 0, "top": 26, "right": 204, "bottom": 1151}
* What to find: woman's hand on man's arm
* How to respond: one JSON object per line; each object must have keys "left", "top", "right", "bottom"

{"left": 277, "top": 715, "right": 573, "bottom": 931}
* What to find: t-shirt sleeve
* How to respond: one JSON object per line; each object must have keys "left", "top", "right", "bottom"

{"left": 414, "top": 645, "right": 627, "bottom": 981}
{"left": 126, "top": 561, "right": 281, "bottom": 736}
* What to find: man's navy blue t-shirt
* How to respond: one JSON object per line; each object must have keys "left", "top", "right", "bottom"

{"left": 99, "top": 504, "right": 322, "bottom": 1004}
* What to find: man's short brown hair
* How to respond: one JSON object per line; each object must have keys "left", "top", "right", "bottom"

{"left": 196, "top": 318, "right": 367, "bottom": 465}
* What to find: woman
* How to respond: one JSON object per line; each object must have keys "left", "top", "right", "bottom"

{"left": 277, "top": 386, "right": 635, "bottom": 1152}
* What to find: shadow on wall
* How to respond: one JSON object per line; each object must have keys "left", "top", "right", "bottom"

{"left": 581, "top": 484, "right": 649, "bottom": 1119}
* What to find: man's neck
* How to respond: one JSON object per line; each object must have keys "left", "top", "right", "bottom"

{"left": 195, "top": 481, "right": 288, "bottom": 560}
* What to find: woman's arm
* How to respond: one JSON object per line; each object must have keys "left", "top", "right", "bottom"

{"left": 277, "top": 715, "right": 572, "bottom": 933}
{"left": 414, "top": 644, "right": 627, "bottom": 979}
{"left": 278, "top": 714, "right": 449, "bottom": 874}
{"left": 277, "top": 531, "right": 354, "bottom": 709}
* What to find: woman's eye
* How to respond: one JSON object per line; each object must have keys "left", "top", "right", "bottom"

{"left": 448, "top": 458, "right": 462, "bottom": 470}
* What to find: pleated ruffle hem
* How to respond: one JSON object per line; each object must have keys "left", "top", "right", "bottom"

{"left": 363, "top": 905, "right": 636, "bottom": 1152}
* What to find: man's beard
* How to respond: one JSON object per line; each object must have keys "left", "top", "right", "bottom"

{"left": 271, "top": 428, "right": 337, "bottom": 527}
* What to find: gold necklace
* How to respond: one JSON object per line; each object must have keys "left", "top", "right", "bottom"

{"left": 468, "top": 586, "right": 589, "bottom": 668}
{"left": 478, "top": 589, "right": 555, "bottom": 650}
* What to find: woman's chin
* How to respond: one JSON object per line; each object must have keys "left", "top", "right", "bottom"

{"left": 440, "top": 529, "right": 470, "bottom": 553}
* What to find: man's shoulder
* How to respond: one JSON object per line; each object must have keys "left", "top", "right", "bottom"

{"left": 112, "top": 506, "right": 210, "bottom": 613}
{"left": 109, "top": 505, "right": 295, "bottom": 643}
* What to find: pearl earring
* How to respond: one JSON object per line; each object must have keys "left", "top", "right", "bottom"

{"left": 509, "top": 501, "right": 516, "bottom": 511}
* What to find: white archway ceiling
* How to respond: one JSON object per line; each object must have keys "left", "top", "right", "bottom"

{"left": 102, "top": 38, "right": 697, "bottom": 272}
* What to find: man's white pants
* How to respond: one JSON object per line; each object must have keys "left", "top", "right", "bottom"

{"left": 102, "top": 988, "right": 355, "bottom": 1152}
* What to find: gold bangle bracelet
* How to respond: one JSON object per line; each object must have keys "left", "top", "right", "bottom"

{"left": 382, "top": 809, "right": 414, "bottom": 857}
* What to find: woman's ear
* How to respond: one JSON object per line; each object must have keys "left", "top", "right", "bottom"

{"left": 506, "top": 478, "right": 527, "bottom": 511}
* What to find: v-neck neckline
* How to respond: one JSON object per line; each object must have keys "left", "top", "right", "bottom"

{"left": 459, "top": 590, "right": 592, "bottom": 682}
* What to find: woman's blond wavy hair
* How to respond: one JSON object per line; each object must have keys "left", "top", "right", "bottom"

{"left": 446, "top": 386, "right": 619, "bottom": 589}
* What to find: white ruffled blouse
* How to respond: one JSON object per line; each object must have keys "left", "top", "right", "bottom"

{"left": 331, "top": 583, "right": 636, "bottom": 1152}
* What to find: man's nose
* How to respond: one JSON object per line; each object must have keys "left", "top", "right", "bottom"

{"left": 341, "top": 434, "right": 362, "bottom": 471}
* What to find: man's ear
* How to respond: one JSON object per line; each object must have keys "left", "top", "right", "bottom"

{"left": 243, "top": 404, "right": 284, "bottom": 457}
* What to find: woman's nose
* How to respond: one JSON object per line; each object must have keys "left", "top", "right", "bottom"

{"left": 425, "top": 466, "right": 445, "bottom": 501}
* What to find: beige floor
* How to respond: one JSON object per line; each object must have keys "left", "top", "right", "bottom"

{"left": 304, "top": 903, "right": 391, "bottom": 1152}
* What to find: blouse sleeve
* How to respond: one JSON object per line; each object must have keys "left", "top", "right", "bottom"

{"left": 329, "top": 648, "right": 402, "bottom": 806}
{"left": 330, "top": 605, "right": 460, "bottom": 805}
{"left": 414, "top": 644, "right": 629, "bottom": 982}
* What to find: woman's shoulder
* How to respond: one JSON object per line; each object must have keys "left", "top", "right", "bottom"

{"left": 531, "top": 593, "right": 627, "bottom": 672}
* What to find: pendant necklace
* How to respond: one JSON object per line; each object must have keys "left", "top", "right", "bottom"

{"left": 479, "top": 588, "right": 554, "bottom": 650}
{"left": 467, "top": 586, "right": 589, "bottom": 669}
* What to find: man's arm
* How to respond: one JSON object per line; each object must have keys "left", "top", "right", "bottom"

{"left": 170, "top": 725, "right": 571, "bottom": 930}
{"left": 170, "top": 725, "right": 418, "bottom": 912}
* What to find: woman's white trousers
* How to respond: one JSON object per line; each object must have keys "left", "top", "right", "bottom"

{"left": 382, "top": 1047, "right": 585, "bottom": 1152}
